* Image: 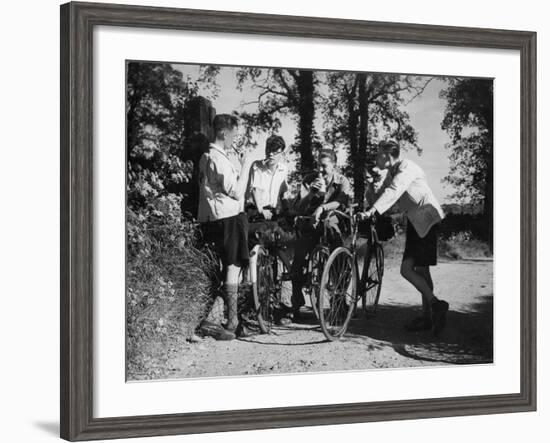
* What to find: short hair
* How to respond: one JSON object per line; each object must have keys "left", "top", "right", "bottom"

{"left": 265, "top": 135, "right": 286, "bottom": 154}
{"left": 378, "top": 140, "right": 400, "bottom": 158}
{"left": 318, "top": 148, "right": 337, "bottom": 164}
{"left": 213, "top": 114, "right": 238, "bottom": 140}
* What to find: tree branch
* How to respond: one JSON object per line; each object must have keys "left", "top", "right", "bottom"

{"left": 405, "top": 78, "right": 434, "bottom": 104}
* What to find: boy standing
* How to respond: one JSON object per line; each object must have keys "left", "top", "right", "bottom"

{"left": 197, "top": 114, "right": 254, "bottom": 340}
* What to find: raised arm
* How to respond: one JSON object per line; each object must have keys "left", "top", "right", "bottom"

{"left": 208, "top": 154, "right": 254, "bottom": 202}
{"left": 276, "top": 179, "right": 289, "bottom": 213}
{"left": 294, "top": 179, "right": 317, "bottom": 214}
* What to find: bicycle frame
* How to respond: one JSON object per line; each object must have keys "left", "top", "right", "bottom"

{"left": 325, "top": 209, "right": 381, "bottom": 303}
{"left": 356, "top": 216, "right": 383, "bottom": 299}
{"left": 294, "top": 211, "right": 344, "bottom": 284}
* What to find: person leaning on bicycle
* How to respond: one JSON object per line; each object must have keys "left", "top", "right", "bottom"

{"left": 361, "top": 140, "right": 449, "bottom": 336}
{"left": 290, "top": 148, "right": 353, "bottom": 322}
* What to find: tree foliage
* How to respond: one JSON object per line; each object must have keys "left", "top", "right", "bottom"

{"left": 322, "top": 73, "right": 428, "bottom": 202}
{"left": 440, "top": 78, "right": 493, "bottom": 210}
{"left": 126, "top": 63, "right": 221, "bottom": 367}
{"left": 440, "top": 78, "right": 493, "bottom": 246}
{"left": 126, "top": 62, "right": 200, "bottom": 258}
{"left": 236, "top": 68, "right": 320, "bottom": 175}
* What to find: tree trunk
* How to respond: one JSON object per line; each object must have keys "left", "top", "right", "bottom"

{"left": 126, "top": 87, "right": 141, "bottom": 156}
{"left": 296, "top": 70, "right": 315, "bottom": 174}
{"left": 356, "top": 73, "right": 369, "bottom": 205}
{"left": 484, "top": 128, "right": 494, "bottom": 251}
{"left": 484, "top": 91, "right": 494, "bottom": 252}
{"left": 347, "top": 106, "right": 359, "bottom": 189}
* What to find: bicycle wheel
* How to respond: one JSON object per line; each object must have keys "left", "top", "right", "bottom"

{"left": 308, "top": 246, "right": 329, "bottom": 320}
{"left": 319, "top": 247, "right": 357, "bottom": 341}
{"left": 251, "top": 246, "right": 275, "bottom": 333}
{"left": 362, "top": 243, "right": 384, "bottom": 317}
{"left": 274, "top": 251, "right": 293, "bottom": 312}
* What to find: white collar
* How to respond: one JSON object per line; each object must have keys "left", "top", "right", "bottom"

{"left": 259, "top": 159, "right": 286, "bottom": 172}
{"left": 210, "top": 143, "right": 230, "bottom": 159}
{"left": 389, "top": 159, "right": 404, "bottom": 175}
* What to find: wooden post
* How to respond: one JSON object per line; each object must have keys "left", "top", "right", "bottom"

{"left": 181, "top": 96, "right": 216, "bottom": 217}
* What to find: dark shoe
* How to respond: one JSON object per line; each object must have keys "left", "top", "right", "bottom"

{"left": 291, "top": 308, "right": 306, "bottom": 323}
{"left": 235, "top": 323, "right": 253, "bottom": 338}
{"left": 431, "top": 299, "right": 449, "bottom": 337}
{"left": 276, "top": 317, "right": 292, "bottom": 326}
{"left": 199, "top": 320, "right": 222, "bottom": 335}
{"left": 404, "top": 316, "right": 432, "bottom": 331}
{"left": 199, "top": 321, "right": 236, "bottom": 341}
{"left": 215, "top": 329, "right": 237, "bottom": 341}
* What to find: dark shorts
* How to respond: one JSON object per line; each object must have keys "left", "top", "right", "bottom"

{"left": 403, "top": 221, "right": 438, "bottom": 267}
{"left": 200, "top": 213, "right": 249, "bottom": 267}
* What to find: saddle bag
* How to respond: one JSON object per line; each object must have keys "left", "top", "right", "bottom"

{"left": 375, "top": 214, "right": 396, "bottom": 241}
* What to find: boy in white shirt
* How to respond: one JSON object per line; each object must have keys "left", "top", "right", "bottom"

{"left": 197, "top": 114, "right": 255, "bottom": 340}
{"left": 363, "top": 140, "right": 449, "bottom": 336}
{"left": 245, "top": 135, "right": 294, "bottom": 325}
{"left": 246, "top": 134, "right": 289, "bottom": 219}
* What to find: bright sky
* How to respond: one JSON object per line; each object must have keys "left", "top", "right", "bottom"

{"left": 174, "top": 64, "right": 454, "bottom": 203}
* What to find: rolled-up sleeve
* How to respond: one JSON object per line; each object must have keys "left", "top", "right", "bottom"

{"left": 247, "top": 162, "right": 260, "bottom": 192}
{"left": 372, "top": 166, "right": 415, "bottom": 215}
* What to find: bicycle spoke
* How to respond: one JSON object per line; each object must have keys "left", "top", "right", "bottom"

{"left": 256, "top": 252, "right": 276, "bottom": 328}
{"left": 362, "top": 245, "right": 383, "bottom": 315}
{"left": 323, "top": 255, "right": 352, "bottom": 332}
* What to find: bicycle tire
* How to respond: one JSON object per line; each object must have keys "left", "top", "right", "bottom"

{"left": 308, "top": 246, "right": 329, "bottom": 320}
{"left": 251, "top": 245, "right": 275, "bottom": 333}
{"left": 319, "top": 247, "right": 357, "bottom": 341}
{"left": 275, "top": 250, "right": 293, "bottom": 315}
{"left": 362, "top": 243, "right": 384, "bottom": 317}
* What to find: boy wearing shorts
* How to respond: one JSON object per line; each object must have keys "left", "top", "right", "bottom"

{"left": 363, "top": 140, "right": 449, "bottom": 336}
{"left": 197, "top": 114, "right": 254, "bottom": 340}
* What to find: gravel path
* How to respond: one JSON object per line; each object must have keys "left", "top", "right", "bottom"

{"left": 152, "top": 258, "right": 493, "bottom": 379}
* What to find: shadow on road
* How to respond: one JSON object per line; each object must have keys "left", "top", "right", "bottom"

{"left": 238, "top": 313, "right": 328, "bottom": 346}
{"left": 345, "top": 294, "right": 494, "bottom": 365}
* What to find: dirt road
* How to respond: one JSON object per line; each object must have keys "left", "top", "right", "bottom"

{"left": 135, "top": 258, "right": 493, "bottom": 380}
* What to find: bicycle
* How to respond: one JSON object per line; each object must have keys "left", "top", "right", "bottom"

{"left": 200, "top": 212, "right": 283, "bottom": 335}
{"left": 250, "top": 204, "right": 361, "bottom": 334}
{"left": 248, "top": 207, "right": 294, "bottom": 333}
{"left": 318, "top": 209, "right": 384, "bottom": 341}
{"left": 292, "top": 211, "right": 339, "bottom": 320}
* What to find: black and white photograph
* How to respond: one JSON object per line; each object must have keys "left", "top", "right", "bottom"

{"left": 126, "top": 61, "right": 494, "bottom": 381}
{"left": 2, "top": 0, "right": 545, "bottom": 441}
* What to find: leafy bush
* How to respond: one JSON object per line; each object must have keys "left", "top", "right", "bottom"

{"left": 439, "top": 231, "right": 492, "bottom": 260}
{"left": 126, "top": 199, "right": 217, "bottom": 379}
{"left": 439, "top": 213, "right": 491, "bottom": 242}
{"left": 382, "top": 230, "right": 492, "bottom": 262}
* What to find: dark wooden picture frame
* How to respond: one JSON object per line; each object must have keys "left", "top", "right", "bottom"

{"left": 60, "top": 1, "right": 537, "bottom": 441}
